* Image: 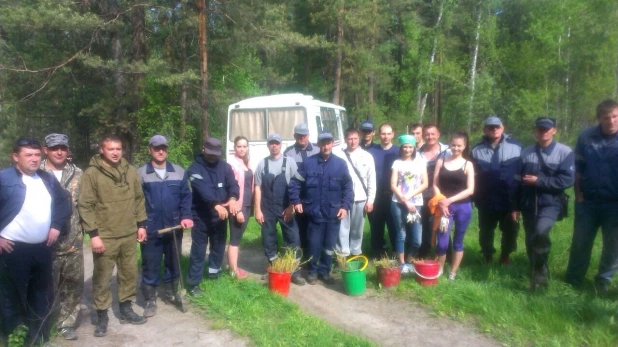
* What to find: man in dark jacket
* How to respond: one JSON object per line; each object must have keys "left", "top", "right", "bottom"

{"left": 566, "top": 99, "right": 618, "bottom": 290}
{"left": 512, "top": 117, "right": 575, "bottom": 289}
{"left": 138, "top": 135, "right": 193, "bottom": 316}
{"left": 471, "top": 116, "right": 522, "bottom": 264}
{"left": 186, "top": 137, "right": 239, "bottom": 296}
{"left": 0, "top": 137, "right": 71, "bottom": 346}
{"left": 290, "top": 131, "right": 354, "bottom": 285}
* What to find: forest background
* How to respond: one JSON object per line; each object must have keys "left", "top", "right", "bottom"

{"left": 1, "top": 0, "right": 617, "bottom": 167}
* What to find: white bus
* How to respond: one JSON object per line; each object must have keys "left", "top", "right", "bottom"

{"left": 226, "top": 93, "right": 348, "bottom": 170}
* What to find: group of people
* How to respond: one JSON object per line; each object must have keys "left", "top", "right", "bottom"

{"left": 1, "top": 99, "right": 617, "bottom": 346}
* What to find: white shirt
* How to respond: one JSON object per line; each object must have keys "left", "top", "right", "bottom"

{"left": 52, "top": 170, "right": 63, "bottom": 182}
{"left": 1, "top": 173, "right": 52, "bottom": 243}
{"left": 392, "top": 157, "right": 426, "bottom": 206}
{"left": 154, "top": 167, "right": 167, "bottom": 180}
{"left": 336, "top": 147, "right": 376, "bottom": 203}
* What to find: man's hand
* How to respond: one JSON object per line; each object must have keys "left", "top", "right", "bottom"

{"left": 236, "top": 211, "right": 245, "bottom": 224}
{"left": 511, "top": 211, "right": 520, "bottom": 222}
{"left": 337, "top": 208, "right": 348, "bottom": 220}
{"left": 215, "top": 205, "right": 229, "bottom": 220}
{"left": 364, "top": 203, "right": 374, "bottom": 213}
{"left": 0, "top": 237, "right": 14, "bottom": 254}
{"left": 180, "top": 219, "right": 194, "bottom": 229}
{"left": 522, "top": 175, "right": 538, "bottom": 185}
{"left": 294, "top": 204, "right": 304, "bottom": 214}
{"left": 91, "top": 236, "right": 105, "bottom": 253}
{"left": 282, "top": 205, "right": 295, "bottom": 222}
{"left": 255, "top": 209, "right": 264, "bottom": 225}
{"left": 137, "top": 227, "right": 147, "bottom": 243}
{"left": 228, "top": 199, "right": 240, "bottom": 215}
{"left": 46, "top": 228, "right": 60, "bottom": 246}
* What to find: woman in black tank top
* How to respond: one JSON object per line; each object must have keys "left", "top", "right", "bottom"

{"left": 432, "top": 132, "right": 475, "bottom": 280}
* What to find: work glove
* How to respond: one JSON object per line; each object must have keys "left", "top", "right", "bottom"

{"left": 439, "top": 216, "right": 450, "bottom": 233}
{"left": 406, "top": 211, "right": 421, "bottom": 224}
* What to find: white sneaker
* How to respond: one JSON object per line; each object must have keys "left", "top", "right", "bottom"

{"left": 448, "top": 272, "right": 457, "bottom": 280}
{"left": 400, "top": 263, "right": 413, "bottom": 274}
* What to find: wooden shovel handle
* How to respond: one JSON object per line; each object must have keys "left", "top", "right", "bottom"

{"left": 157, "top": 225, "right": 183, "bottom": 234}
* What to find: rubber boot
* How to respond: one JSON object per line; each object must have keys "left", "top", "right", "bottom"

{"left": 119, "top": 301, "right": 147, "bottom": 325}
{"left": 94, "top": 309, "right": 108, "bottom": 337}
{"left": 141, "top": 285, "right": 157, "bottom": 317}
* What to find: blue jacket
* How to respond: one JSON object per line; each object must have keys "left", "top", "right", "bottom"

{"left": 512, "top": 141, "right": 575, "bottom": 212}
{"left": 575, "top": 125, "right": 618, "bottom": 201}
{"left": 187, "top": 155, "right": 239, "bottom": 225}
{"left": 289, "top": 153, "right": 354, "bottom": 223}
{"left": 0, "top": 167, "right": 71, "bottom": 234}
{"left": 138, "top": 161, "right": 192, "bottom": 236}
{"left": 471, "top": 135, "right": 522, "bottom": 210}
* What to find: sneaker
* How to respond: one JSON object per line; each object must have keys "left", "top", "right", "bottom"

{"left": 318, "top": 274, "right": 335, "bottom": 285}
{"left": 292, "top": 274, "right": 306, "bottom": 286}
{"left": 307, "top": 273, "right": 318, "bottom": 285}
{"left": 448, "top": 272, "right": 457, "bottom": 280}
{"left": 187, "top": 285, "right": 204, "bottom": 297}
{"left": 231, "top": 268, "right": 250, "bottom": 279}
{"left": 208, "top": 272, "right": 220, "bottom": 280}
{"left": 400, "top": 263, "right": 413, "bottom": 274}
{"left": 60, "top": 327, "right": 77, "bottom": 340}
{"left": 500, "top": 254, "right": 511, "bottom": 266}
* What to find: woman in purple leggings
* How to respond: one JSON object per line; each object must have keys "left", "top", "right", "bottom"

{"left": 433, "top": 131, "right": 475, "bottom": 280}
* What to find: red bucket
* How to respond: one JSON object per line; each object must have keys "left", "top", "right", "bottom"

{"left": 378, "top": 266, "right": 401, "bottom": 288}
{"left": 413, "top": 261, "right": 441, "bottom": 286}
{"left": 267, "top": 270, "right": 292, "bottom": 296}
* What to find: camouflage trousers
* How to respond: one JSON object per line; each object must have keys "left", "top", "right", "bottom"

{"left": 52, "top": 250, "right": 84, "bottom": 329}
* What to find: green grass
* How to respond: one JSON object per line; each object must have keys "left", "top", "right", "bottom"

{"left": 187, "top": 273, "right": 372, "bottom": 347}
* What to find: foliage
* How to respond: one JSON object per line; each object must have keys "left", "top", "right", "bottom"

{"left": 7, "top": 325, "right": 27, "bottom": 347}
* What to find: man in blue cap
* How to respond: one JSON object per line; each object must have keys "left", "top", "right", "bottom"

{"left": 289, "top": 131, "right": 354, "bottom": 285}
{"left": 512, "top": 117, "right": 574, "bottom": 289}
{"left": 284, "top": 124, "right": 319, "bottom": 256}
{"left": 138, "top": 135, "right": 193, "bottom": 316}
{"left": 359, "top": 120, "right": 380, "bottom": 151}
{"left": 255, "top": 134, "right": 305, "bottom": 285}
{"left": 471, "top": 116, "right": 521, "bottom": 265}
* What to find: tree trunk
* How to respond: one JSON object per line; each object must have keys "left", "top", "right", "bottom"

{"left": 467, "top": 3, "right": 482, "bottom": 133}
{"left": 130, "top": 2, "right": 146, "bottom": 160}
{"left": 416, "top": 0, "right": 444, "bottom": 122}
{"left": 197, "top": 0, "right": 209, "bottom": 140}
{"left": 108, "top": 0, "right": 128, "bottom": 155}
{"left": 367, "top": 0, "right": 377, "bottom": 118}
{"left": 332, "top": 3, "right": 344, "bottom": 105}
{"left": 180, "top": 33, "right": 188, "bottom": 139}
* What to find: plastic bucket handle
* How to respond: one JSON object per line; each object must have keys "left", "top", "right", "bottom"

{"left": 412, "top": 267, "right": 443, "bottom": 280}
{"left": 346, "top": 255, "right": 369, "bottom": 271}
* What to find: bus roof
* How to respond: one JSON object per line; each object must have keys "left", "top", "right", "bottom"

{"left": 228, "top": 93, "right": 345, "bottom": 111}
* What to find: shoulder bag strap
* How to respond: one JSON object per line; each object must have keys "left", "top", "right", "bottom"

{"left": 344, "top": 151, "right": 368, "bottom": 195}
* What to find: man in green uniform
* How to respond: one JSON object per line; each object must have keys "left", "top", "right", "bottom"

{"left": 41, "top": 133, "right": 83, "bottom": 340}
{"left": 78, "top": 135, "right": 148, "bottom": 337}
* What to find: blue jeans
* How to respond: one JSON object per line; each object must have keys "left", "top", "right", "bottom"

{"left": 566, "top": 200, "right": 618, "bottom": 285}
{"left": 391, "top": 202, "right": 422, "bottom": 257}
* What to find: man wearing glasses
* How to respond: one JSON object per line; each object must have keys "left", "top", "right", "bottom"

{"left": 40, "top": 133, "right": 84, "bottom": 341}
{"left": 0, "top": 137, "right": 71, "bottom": 346}
{"left": 471, "top": 117, "right": 522, "bottom": 265}
{"left": 138, "top": 135, "right": 193, "bottom": 316}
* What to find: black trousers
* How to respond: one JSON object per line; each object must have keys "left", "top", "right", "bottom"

{"left": 0, "top": 241, "right": 54, "bottom": 345}
{"left": 478, "top": 207, "right": 519, "bottom": 257}
{"left": 368, "top": 193, "right": 397, "bottom": 258}
{"left": 522, "top": 206, "right": 560, "bottom": 271}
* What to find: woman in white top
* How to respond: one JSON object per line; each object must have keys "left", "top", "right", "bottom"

{"left": 391, "top": 135, "right": 428, "bottom": 273}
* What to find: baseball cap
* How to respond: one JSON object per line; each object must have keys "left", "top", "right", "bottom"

{"left": 149, "top": 135, "right": 169, "bottom": 147}
{"left": 317, "top": 131, "right": 334, "bottom": 142}
{"left": 267, "top": 133, "right": 282, "bottom": 143}
{"left": 203, "top": 137, "right": 222, "bottom": 156}
{"left": 484, "top": 116, "right": 503, "bottom": 127}
{"left": 294, "top": 124, "right": 309, "bottom": 136}
{"left": 45, "top": 133, "right": 69, "bottom": 147}
{"left": 360, "top": 120, "right": 374, "bottom": 131}
{"left": 535, "top": 117, "right": 556, "bottom": 129}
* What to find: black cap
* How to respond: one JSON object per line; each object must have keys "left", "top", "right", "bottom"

{"left": 203, "top": 137, "right": 222, "bottom": 156}
{"left": 535, "top": 117, "right": 556, "bottom": 129}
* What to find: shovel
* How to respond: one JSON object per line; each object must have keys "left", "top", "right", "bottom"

{"left": 158, "top": 225, "right": 189, "bottom": 313}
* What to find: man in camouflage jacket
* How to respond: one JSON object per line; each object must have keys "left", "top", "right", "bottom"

{"left": 41, "top": 133, "right": 83, "bottom": 341}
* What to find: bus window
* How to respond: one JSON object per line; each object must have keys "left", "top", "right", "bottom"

{"left": 316, "top": 115, "right": 323, "bottom": 133}
{"left": 229, "top": 110, "right": 266, "bottom": 141}
{"left": 320, "top": 107, "right": 340, "bottom": 141}
{"left": 340, "top": 110, "right": 349, "bottom": 129}
{"left": 268, "top": 108, "right": 306, "bottom": 140}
